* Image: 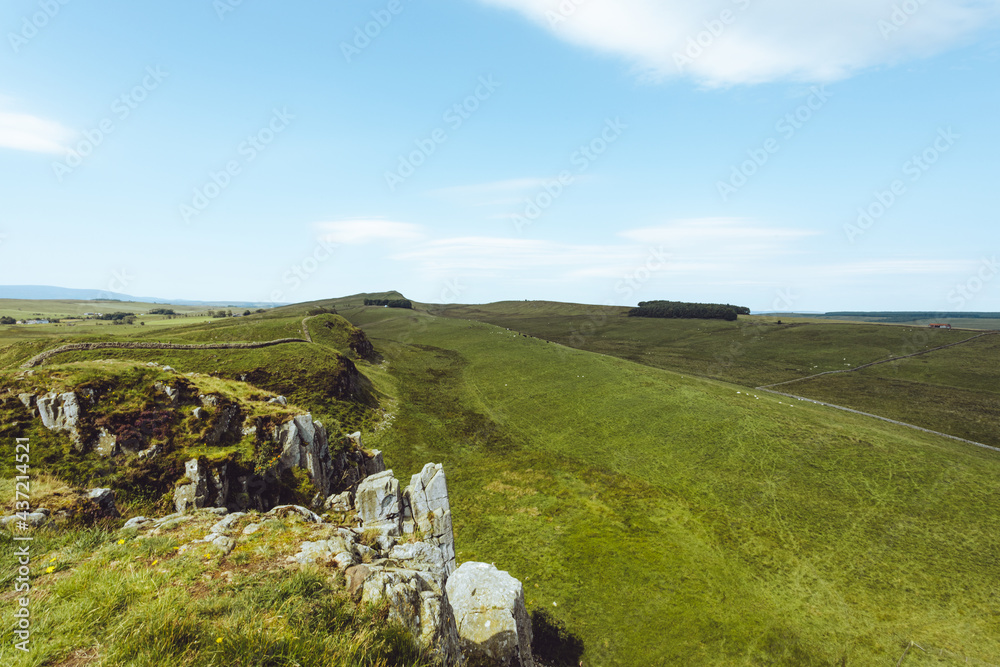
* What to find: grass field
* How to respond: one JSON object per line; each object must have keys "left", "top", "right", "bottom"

{"left": 339, "top": 305, "right": 1000, "bottom": 666}
{"left": 3, "top": 298, "right": 999, "bottom": 665}
{"left": 433, "top": 301, "right": 1000, "bottom": 448}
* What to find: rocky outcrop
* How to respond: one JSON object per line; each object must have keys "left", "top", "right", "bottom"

{"left": 36, "top": 391, "right": 84, "bottom": 450}
{"left": 403, "top": 463, "right": 456, "bottom": 576}
{"left": 447, "top": 562, "right": 534, "bottom": 667}
{"left": 362, "top": 568, "right": 462, "bottom": 665}
{"left": 274, "top": 415, "right": 333, "bottom": 498}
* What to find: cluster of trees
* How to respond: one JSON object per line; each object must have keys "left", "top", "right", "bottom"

{"left": 97, "top": 312, "right": 136, "bottom": 322}
{"left": 629, "top": 300, "right": 750, "bottom": 322}
{"left": 0, "top": 316, "right": 15, "bottom": 325}
{"left": 364, "top": 299, "right": 413, "bottom": 309}
{"left": 148, "top": 308, "right": 176, "bottom": 315}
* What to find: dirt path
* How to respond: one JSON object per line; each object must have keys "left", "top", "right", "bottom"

{"left": 758, "top": 331, "right": 997, "bottom": 390}
{"left": 301, "top": 316, "right": 315, "bottom": 343}
{"left": 759, "top": 387, "right": 1000, "bottom": 454}
{"left": 20, "top": 338, "right": 309, "bottom": 369}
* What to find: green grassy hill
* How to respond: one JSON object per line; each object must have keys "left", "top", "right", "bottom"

{"left": 2, "top": 297, "right": 999, "bottom": 665}
{"left": 433, "top": 301, "right": 1000, "bottom": 447}
{"left": 339, "top": 304, "right": 1000, "bottom": 666}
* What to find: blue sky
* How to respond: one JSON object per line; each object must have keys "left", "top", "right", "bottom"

{"left": 1, "top": 0, "right": 998, "bottom": 311}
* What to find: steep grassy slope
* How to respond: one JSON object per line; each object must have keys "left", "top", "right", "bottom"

{"left": 343, "top": 305, "right": 1000, "bottom": 666}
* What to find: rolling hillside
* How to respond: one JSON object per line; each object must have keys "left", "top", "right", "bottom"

{"left": 2, "top": 297, "right": 998, "bottom": 665}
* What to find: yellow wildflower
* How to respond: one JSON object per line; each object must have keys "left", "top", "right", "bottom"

{"left": 117, "top": 539, "right": 125, "bottom": 545}
{"left": 45, "top": 566, "right": 56, "bottom": 574}
{"left": 151, "top": 560, "right": 159, "bottom": 566}
{"left": 216, "top": 637, "right": 223, "bottom": 644}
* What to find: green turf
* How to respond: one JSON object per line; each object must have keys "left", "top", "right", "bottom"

{"left": 344, "top": 306, "right": 1000, "bottom": 666}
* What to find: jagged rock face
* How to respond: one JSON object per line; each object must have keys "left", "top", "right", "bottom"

{"left": 361, "top": 568, "right": 462, "bottom": 666}
{"left": 174, "top": 458, "right": 211, "bottom": 513}
{"left": 446, "top": 562, "right": 535, "bottom": 667}
{"left": 275, "top": 415, "right": 333, "bottom": 498}
{"left": 403, "top": 463, "right": 456, "bottom": 576}
{"left": 36, "top": 392, "right": 84, "bottom": 450}
{"left": 356, "top": 470, "right": 402, "bottom": 526}
{"left": 349, "top": 329, "right": 377, "bottom": 360}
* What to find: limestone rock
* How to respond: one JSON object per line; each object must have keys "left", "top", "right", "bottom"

{"left": 274, "top": 415, "right": 333, "bottom": 498}
{"left": 123, "top": 516, "right": 151, "bottom": 530}
{"left": 88, "top": 488, "right": 120, "bottom": 518}
{"left": 209, "top": 512, "right": 246, "bottom": 535}
{"left": 36, "top": 391, "right": 85, "bottom": 450}
{"left": 18, "top": 393, "right": 35, "bottom": 410}
{"left": 268, "top": 395, "right": 287, "bottom": 406}
{"left": 266, "top": 505, "right": 322, "bottom": 523}
{"left": 447, "top": 562, "right": 534, "bottom": 667}
{"left": 362, "top": 568, "right": 462, "bottom": 665}
{"left": 324, "top": 490, "right": 353, "bottom": 513}
{"left": 356, "top": 470, "right": 401, "bottom": 526}
{"left": 389, "top": 540, "right": 448, "bottom": 577}
{"left": 345, "top": 564, "right": 371, "bottom": 597}
{"left": 403, "top": 463, "right": 456, "bottom": 576}
{"left": 174, "top": 459, "right": 210, "bottom": 513}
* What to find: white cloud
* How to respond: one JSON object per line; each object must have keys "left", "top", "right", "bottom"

{"left": 393, "top": 236, "right": 642, "bottom": 275}
{"left": 0, "top": 111, "right": 74, "bottom": 154}
{"left": 472, "top": 0, "right": 1000, "bottom": 86}
{"left": 316, "top": 219, "right": 425, "bottom": 244}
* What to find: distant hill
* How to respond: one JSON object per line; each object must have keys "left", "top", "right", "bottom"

{"left": 0, "top": 285, "right": 281, "bottom": 308}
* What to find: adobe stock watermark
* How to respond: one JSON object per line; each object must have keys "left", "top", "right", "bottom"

{"left": 673, "top": 0, "right": 752, "bottom": 72}
{"left": 213, "top": 0, "right": 248, "bottom": 21}
{"left": 614, "top": 246, "right": 670, "bottom": 301}
{"left": 707, "top": 287, "right": 796, "bottom": 376}
{"left": 264, "top": 237, "right": 338, "bottom": 303}
{"left": 180, "top": 108, "right": 294, "bottom": 224}
{"left": 843, "top": 127, "right": 958, "bottom": 243}
{"left": 51, "top": 66, "right": 169, "bottom": 183}
{"left": 717, "top": 85, "right": 832, "bottom": 202}
{"left": 8, "top": 0, "right": 71, "bottom": 53}
{"left": 11, "top": 437, "right": 33, "bottom": 652}
{"left": 947, "top": 257, "right": 997, "bottom": 308}
{"left": 545, "top": 0, "right": 589, "bottom": 26}
{"left": 878, "top": 0, "right": 931, "bottom": 39}
{"left": 341, "top": 0, "right": 413, "bottom": 62}
{"left": 512, "top": 117, "right": 627, "bottom": 232}
{"left": 384, "top": 75, "right": 500, "bottom": 192}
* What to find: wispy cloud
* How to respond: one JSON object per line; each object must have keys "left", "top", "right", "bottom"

{"left": 0, "top": 111, "right": 74, "bottom": 154}
{"left": 316, "top": 219, "right": 425, "bottom": 244}
{"left": 393, "top": 236, "right": 641, "bottom": 276}
{"left": 472, "top": 0, "right": 1000, "bottom": 86}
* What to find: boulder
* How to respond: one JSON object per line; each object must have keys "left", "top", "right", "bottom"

{"left": 324, "top": 490, "right": 353, "bottom": 513}
{"left": 88, "top": 488, "right": 120, "bottom": 518}
{"left": 18, "top": 393, "right": 34, "bottom": 410}
{"left": 403, "top": 463, "right": 456, "bottom": 576}
{"left": 446, "top": 562, "right": 534, "bottom": 667}
{"left": 266, "top": 505, "right": 323, "bottom": 523}
{"left": 362, "top": 568, "right": 462, "bottom": 665}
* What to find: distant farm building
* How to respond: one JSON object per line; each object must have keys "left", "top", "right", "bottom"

{"left": 929, "top": 323, "right": 952, "bottom": 329}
